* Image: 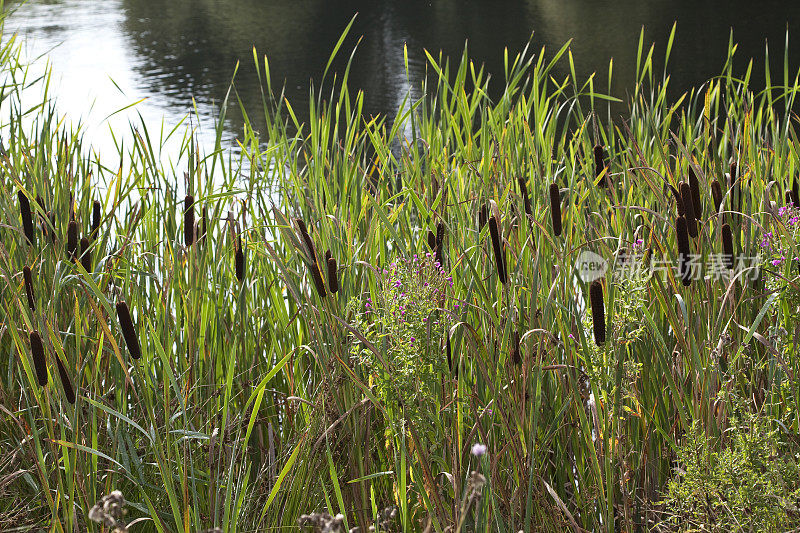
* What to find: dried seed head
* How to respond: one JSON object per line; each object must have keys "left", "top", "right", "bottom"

{"left": 721, "top": 223, "right": 735, "bottom": 269}
{"left": 327, "top": 256, "right": 339, "bottom": 294}
{"left": 235, "top": 241, "right": 245, "bottom": 283}
{"left": 488, "top": 216, "right": 507, "bottom": 285}
{"left": 688, "top": 167, "right": 702, "bottom": 219}
{"left": 427, "top": 230, "right": 436, "bottom": 250}
{"left": 511, "top": 331, "right": 521, "bottom": 365}
{"left": 680, "top": 182, "right": 698, "bottom": 238}
{"left": 792, "top": 178, "right": 800, "bottom": 207}
{"left": 18, "top": 190, "right": 36, "bottom": 246}
{"left": 55, "top": 355, "right": 76, "bottom": 404}
{"left": 711, "top": 180, "right": 724, "bottom": 214}
{"left": 670, "top": 184, "right": 685, "bottom": 217}
{"left": 549, "top": 182, "right": 562, "bottom": 236}
{"left": 518, "top": 177, "right": 532, "bottom": 215}
{"left": 91, "top": 200, "right": 102, "bottom": 237}
{"left": 23, "top": 266, "right": 35, "bottom": 312}
{"left": 310, "top": 263, "right": 327, "bottom": 297}
{"left": 296, "top": 218, "right": 318, "bottom": 265}
{"left": 46, "top": 211, "right": 56, "bottom": 243}
{"left": 676, "top": 216, "right": 691, "bottom": 286}
{"left": 66, "top": 220, "right": 78, "bottom": 260}
{"left": 116, "top": 301, "right": 141, "bottom": 360}
{"left": 594, "top": 144, "right": 609, "bottom": 187}
{"left": 29, "top": 330, "right": 48, "bottom": 386}
{"left": 478, "top": 204, "right": 488, "bottom": 230}
{"left": 435, "top": 222, "right": 445, "bottom": 265}
{"left": 589, "top": 280, "right": 606, "bottom": 345}
{"left": 184, "top": 195, "right": 195, "bottom": 247}
{"left": 80, "top": 237, "right": 92, "bottom": 272}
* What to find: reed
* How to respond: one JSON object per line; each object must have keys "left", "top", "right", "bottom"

{"left": 23, "top": 266, "right": 35, "bottom": 312}
{"left": 589, "top": 280, "right": 605, "bottom": 345}
{"left": 116, "top": 301, "right": 141, "bottom": 360}
{"left": 29, "top": 330, "right": 48, "bottom": 386}
{"left": 18, "top": 190, "right": 36, "bottom": 245}
{"left": 549, "top": 182, "right": 562, "bottom": 236}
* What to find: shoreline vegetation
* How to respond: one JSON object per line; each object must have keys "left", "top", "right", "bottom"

{"left": 2, "top": 14, "right": 800, "bottom": 532}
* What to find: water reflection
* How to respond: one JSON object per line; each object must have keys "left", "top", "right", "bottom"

{"left": 7, "top": 0, "right": 800, "bottom": 152}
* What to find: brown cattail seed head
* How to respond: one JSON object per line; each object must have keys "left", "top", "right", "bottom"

{"left": 721, "top": 223, "right": 735, "bottom": 269}
{"left": 488, "top": 216, "right": 507, "bottom": 285}
{"left": 478, "top": 205, "right": 488, "bottom": 230}
{"left": 792, "top": 178, "right": 800, "bottom": 207}
{"left": 91, "top": 200, "right": 101, "bottom": 237}
{"left": 29, "top": 330, "right": 48, "bottom": 386}
{"left": 594, "top": 144, "right": 609, "bottom": 187}
{"left": 435, "top": 222, "right": 445, "bottom": 265}
{"left": 55, "top": 355, "right": 76, "bottom": 404}
{"left": 310, "top": 263, "right": 327, "bottom": 297}
{"left": 518, "top": 177, "right": 532, "bottom": 215}
{"left": 549, "top": 182, "right": 562, "bottom": 236}
{"left": 688, "top": 167, "right": 702, "bottom": 219}
{"left": 327, "top": 256, "right": 339, "bottom": 294}
{"left": 184, "top": 195, "right": 195, "bottom": 247}
{"left": 511, "top": 331, "right": 521, "bottom": 365}
{"left": 711, "top": 180, "right": 724, "bottom": 214}
{"left": 18, "top": 190, "right": 36, "bottom": 246}
{"left": 66, "top": 220, "right": 78, "bottom": 260}
{"left": 116, "top": 301, "right": 141, "bottom": 360}
{"left": 23, "top": 266, "right": 35, "bottom": 312}
{"left": 427, "top": 230, "right": 436, "bottom": 250}
{"left": 296, "top": 218, "right": 318, "bottom": 265}
{"left": 235, "top": 241, "right": 245, "bottom": 283}
{"left": 680, "top": 182, "right": 698, "bottom": 238}
{"left": 670, "top": 184, "right": 685, "bottom": 217}
{"left": 589, "top": 280, "right": 606, "bottom": 345}
{"left": 676, "top": 216, "right": 692, "bottom": 286}
{"left": 80, "top": 237, "right": 92, "bottom": 272}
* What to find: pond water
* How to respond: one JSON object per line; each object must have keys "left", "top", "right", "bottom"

{"left": 6, "top": 0, "right": 800, "bottom": 155}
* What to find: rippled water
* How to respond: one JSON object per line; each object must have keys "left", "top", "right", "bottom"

{"left": 6, "top": 0, "right": 800, "bottom": 155}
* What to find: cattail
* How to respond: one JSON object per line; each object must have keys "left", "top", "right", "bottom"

{"left": 66, "top": 220, "right": 78, "bottom": 260}
{"left": 310, "top": 263, "right": 327, "bottom": 297}
{"left": 184, "top": 195, "right": 195, "bottom": 247}
{"left": 435, "top": 222, "right": 445, "bottom": 265}
{"left": 116, "top": 301, "right": 141, "bottom": 360}
{"left": 478, "top": 205, "right": 488, "bottom": 230}
{"left": 55, "top": 355, "right": 76, "bottom": 404}
{"left": 593, "top": 144, "right": 609, "bottom": 187}
{"left": 23, "top": 266, "right": 35, "bottom": 312}
{"left": 18, "top": 190, "right": 36, "bottom": 245}
{"left": 518, "top": 177, "right": 532, "bottom": 215}
{"left": 711, "top": 180, "right": 724, "bottom": 214}
{"left": 29, "top": 330, "right": 47, "bottom": 386}
{"left": 680, "top": 182, "right": 698, "bottom": 238}
{"left": 670, "top": 184, "right": 685, "bottom": 217}
{"left": 688, "top": 167, "right": 702, "bottom": 219}
{"left": 327, "top": 256, "right": 339, "bottom": 293}
{"left": 427, "top": 230, "right": 436, "bottom": 250}
{"left": 549, "top": 183, "right": 562, "bottom": 236}
{"left": 91, "top": 200, "right": 101, "bottom": 238}
{"left": 80, "top": 237, "right": 92, "bottom": 272}
{"left": 721, "top": 223, "right": 735, "bottom": 269}
{"left": 589, "top": 280, "right": 606, "bottom": 345}
{"left": 510, "top": 331, "right": 521, "bottom": 365}
{"left": 792, "top": 178, "right": 800, "bottom": 207}
{"left": 676, "top": 216, "right": 692, "bottom": 286}
{"left": 488, "top": 216, "right": 507, "bottom": 284}
{"left": 235, "top": 241, "right": 245, "bottom": 283}
{"left": 296, "top": 218, "right": 318, "bottom": 265}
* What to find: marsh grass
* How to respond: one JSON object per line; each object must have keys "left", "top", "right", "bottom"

{"left": 2, "top": 14, "right": 800, "bottom": 533}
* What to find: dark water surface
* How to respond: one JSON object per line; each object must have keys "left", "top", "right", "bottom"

{"left": 7, "top": 0, "right": 800, "bottom": 151}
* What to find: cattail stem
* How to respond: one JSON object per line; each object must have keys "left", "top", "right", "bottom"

{"left": 18, "top": 190, "right": 36, "bottom": 246}
{"left": 518, "top": 177, "right": 532, "bottom": 215}
{"left": 116, "top": 301, "right": 141, "bottom": 360}
{"left": 184, "top": 195, "right": 195, "bottom": 247}
{"left": 67, "top": 220, "right": 78, "bottom": 260}
{"left": 23, "top": 266, "right": 35, "bottom": 312}
{"left": 721, "top": 223, "right": 735, "bottom": 269}
{"left": 549, "top": 183, "right": 562, "bottom": 236}
{"left": 30, "top": 330, "right": 48, "bottom": 386}
{"left": 488, "top": 216, "right": 507, "bottom": 284}
{"left": 55, "top": 355, "right": 76, "bottom": 404}
{"left": 589, "top": 280, "right": 606, "bottom": 345}
{"left": 327, "top": 256, "right": 339, "bottom": 294}
{"left": 680, "top": 182, "right": 698, "bottom": 238}
{"left": 676, "top": 216, "right": 692, "bottom": 286}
